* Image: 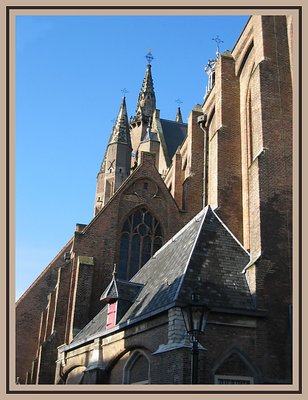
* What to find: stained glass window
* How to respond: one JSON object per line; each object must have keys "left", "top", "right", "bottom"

{"left": 118, "top": 208, "right": 163, "bottom": 280}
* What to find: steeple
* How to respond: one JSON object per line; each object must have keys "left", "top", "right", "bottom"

{"left": 134, "top": 52, "right": 156, "bottom": 123}
{"left": 108, "top": 96, "right": 131, "bottom": 146}
{"left": 176, "top": 107, "right": 183, "bottom": 123}
{"left": 94, "top": 97, "right": 132, "bottom": 215}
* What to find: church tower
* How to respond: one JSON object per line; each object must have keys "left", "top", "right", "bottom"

{"left": 94, "top": 96, "right": 132, "bottom": 215}
{"left": 130, "top": 52, "right": 156, "bottom": 164}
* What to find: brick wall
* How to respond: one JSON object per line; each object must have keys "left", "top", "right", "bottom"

{"left": 163, "top": 107, "right": 204, "bottom": 223}
{"left": 204, "top": 52, "right": 243, "bottom": 242}
{"left": 15, "top": 240, "right": 73, "bottom": 383}
{"left": 234, "top": 15, "right": 293, "bottom": 382}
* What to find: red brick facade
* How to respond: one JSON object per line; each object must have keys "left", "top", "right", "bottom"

{"left": 16, "top": 16, "right": 294, "bottom": 385}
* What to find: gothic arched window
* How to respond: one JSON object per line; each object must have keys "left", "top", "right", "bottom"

{"left": 118, "top": 208, "right": 163, "bottom": 280}
{"left": 123, "top": 350, "right": 150, "bottom": 384}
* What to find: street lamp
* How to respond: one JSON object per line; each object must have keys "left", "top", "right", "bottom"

{"left": 181, "top": 293, "right": 210, "bottom": 384}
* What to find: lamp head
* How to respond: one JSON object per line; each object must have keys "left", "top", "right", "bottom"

{"left": 181, "top": 293, "right": 210, "bottom": 340}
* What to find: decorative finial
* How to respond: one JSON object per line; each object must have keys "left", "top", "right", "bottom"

{"left": 112, "top": 263, "right": 117, "bottom": 277}
{"left": 146, "top": 49, "right": 154, "bottom": 65}
{"left": 212, "top": 35, "right": 224, "bottom": 57}
{"left": 175, "top": 100, "right": 183, "bottom": 123}
{"left": 121, "top": 88, "right": 128, "bottom": 97}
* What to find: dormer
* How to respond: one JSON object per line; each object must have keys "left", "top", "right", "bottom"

{"left": 100, "top": 273, "right": 143, "bottom": 329}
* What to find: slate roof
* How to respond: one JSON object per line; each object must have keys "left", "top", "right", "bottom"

{"left": 72, "top": 306, "right": 108, "bottom": 343}
{"left": 70, "top": 206, "right": 254, "bottom": 346}
{"left": 160, "top": 119, "right": 187, "bottom": 160}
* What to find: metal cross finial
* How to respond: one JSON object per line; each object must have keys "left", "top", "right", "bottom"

{"left": 112, "top": 263, "right": 117, "bottom": 276}
{"left": 175, "top": 98, "right": 183, "bottom": 106}
{"left": 212, "top": 35, "right": 224, "bottom": 56}
{"left": 146, "top": 49, "right": 154, "bottom": 65}
{"left": 121, "top": 88, "right": 128, "bottom": 96}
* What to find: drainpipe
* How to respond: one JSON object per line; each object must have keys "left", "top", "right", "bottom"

{"left": 197, "top": 114, "right": 208, "bottom": 208}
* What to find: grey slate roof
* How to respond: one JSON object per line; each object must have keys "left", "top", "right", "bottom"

{"left": 72, "top": 306, "right": 108, "bottom": 343}
{"left": 176, "top": 209, "right": 254, "bottom": 310}
{"left": 160, "top": 119, "right": 187, "bottom": 160}
{"left": 70, "top": 206, "right": 254, "bottom": 346}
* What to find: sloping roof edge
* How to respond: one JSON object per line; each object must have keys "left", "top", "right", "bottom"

{"left": 173, "top": 206, "right": 209, "bottom": 302}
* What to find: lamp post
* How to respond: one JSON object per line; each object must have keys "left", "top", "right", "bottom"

{"left": 181, "top": 294, "right": 210, "bottom": 384}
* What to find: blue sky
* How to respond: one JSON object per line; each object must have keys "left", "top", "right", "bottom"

{"left": 16, "top": 14, "right": 249, "bottom": 300}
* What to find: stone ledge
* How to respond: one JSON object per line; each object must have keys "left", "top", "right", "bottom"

{"left": 152, "top": 341, "right": 206, "bottom": 355}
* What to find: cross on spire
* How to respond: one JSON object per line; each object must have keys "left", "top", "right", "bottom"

{"left": 146, "top": 49, "right": 154, "bottom": 65}
{"left": 121, "top": 88, "right": 128, "bottom": 97}
{"left": 175, "top": 98, "right": 183, "bottom": 106}
{"left": 212, "top": 35, "right": 224, "bottom": 57}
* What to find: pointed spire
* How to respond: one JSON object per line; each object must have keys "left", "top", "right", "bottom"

{"left": 109, "top": 97, "right": 131, "bottom": 146}
{"left": 134, "top": 52, "right": 156, "bottom": 122}
{"left": 176, "top": 107, "right": 183, "bottom": 123}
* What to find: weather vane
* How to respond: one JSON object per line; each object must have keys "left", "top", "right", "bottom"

{"left": 121, "top": 88, "right": 128, "bottom": 96}
{"left": 175, "top": 98, "right": 183, "bottom": 106}
{"left": 212, "top": 35, "right": 224, "bottom": 56}
{"left": 146, "top": 49, "right": 154, "bottom": 65}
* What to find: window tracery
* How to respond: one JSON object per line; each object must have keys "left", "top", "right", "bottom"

{"left": 118, "top": 208, "right": 163, "bottom": 280}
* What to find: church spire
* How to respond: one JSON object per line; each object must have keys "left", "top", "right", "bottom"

{"left": 94, "top": 96, "right": 132, "bottom": 215}
{"left": 134, "top": 51, "right": 156, "bottom": 123}
{"left": 176, "top": 106, "right": 183, "bottom": 123}
{"left": 109, "top": 96, "right": 131, "bottom": 146}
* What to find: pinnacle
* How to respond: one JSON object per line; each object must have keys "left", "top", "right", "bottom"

{"left": 109, "top": 97, "right": 132, "bottom": 146}
{"left": 134, "top": 63, "right": 156, "bottom": 121}
{"left": 176, "top": 107, "right": 183, "bottom": 123}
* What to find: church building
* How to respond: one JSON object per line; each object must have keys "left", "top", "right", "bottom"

{"left": 16, "top": 15, "right": 293, "bottom": 385}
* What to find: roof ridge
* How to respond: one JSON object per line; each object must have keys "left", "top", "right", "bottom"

{"left": 117, "top": 279, "right": 144, "bottom": 286}
{"left": 212, "top": 208, "right": 250, "bottom": 257}
{"left": 160, "top": 117, "right": 187, "bottom": 126}
{"left": 147, "top": 206, "right": 209, "bottom": 262}
{"left": 173, "top": 207, "right": 209, "bottom": 302}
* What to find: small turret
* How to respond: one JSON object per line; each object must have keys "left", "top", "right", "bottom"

{"left": 94, "top": 97, "right": 132, "bottom": 215}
